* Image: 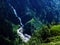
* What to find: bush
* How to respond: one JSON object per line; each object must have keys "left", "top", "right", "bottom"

{"left": 48, "top": 36, "right": 60, "bottom": 42}
{"left": 50, "top": 25, "right": 60, "bottom": 36}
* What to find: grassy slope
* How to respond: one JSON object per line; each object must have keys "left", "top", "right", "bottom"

{"left": 24, "top": 20, "right": 60, "bottom": 45}
{"left": 41, "top": 25, "right": 60, "bottom": 45}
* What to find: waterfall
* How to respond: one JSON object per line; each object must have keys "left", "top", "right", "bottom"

{"left": 9, "top": 3, "right": 31, "bottom": 43}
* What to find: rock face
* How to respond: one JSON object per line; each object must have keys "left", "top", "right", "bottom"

{"left": 7, "top": 0, "right": 32, "bottom": 25}
{"left": 29, "top": 0, "right": 60, "bottom": 24}
{"left": 1, "top": 0, "right": 60, "bottom": 25}
{"left": 8, "top": 0, "right": 60, "bottom": 24}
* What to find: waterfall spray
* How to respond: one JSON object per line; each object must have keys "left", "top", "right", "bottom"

{"left": 9, "top": 3, "right": 31, "bottom": 43}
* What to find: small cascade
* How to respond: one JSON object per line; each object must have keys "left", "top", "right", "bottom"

{"left": 9, "top": 3, "right": 31, "bottom": 43}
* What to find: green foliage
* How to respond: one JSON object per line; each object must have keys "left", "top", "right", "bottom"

{"left": 50, "top": 25, "right": 60, "bottom": 36}
{"left": 28, "top": 30, "right": 41, "bottom": 45}
{"left": 40, "top": 26, "right": 50, "bottom": 40}
{"left": 7, "top": 23, "right": 60, "bottom": 45}
{"left": 48, "top": 36, "right": 60, "bottom": 42}
{"left": 51, "top": 25, "right": 60, "bottom": 31}
{"left": 1, "top": 18, "right": 60, "bottom": 45}
{"left": 29, "top": 23, "right": 60, "bottom": 43}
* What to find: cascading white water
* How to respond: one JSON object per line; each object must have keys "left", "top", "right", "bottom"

{"left": 9, "top": 3, "right": 31, "bottom": 43}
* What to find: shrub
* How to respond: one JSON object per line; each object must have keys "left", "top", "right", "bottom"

{"left": 50, "top": 25, "right": 60, "bottom": 36}
{"left": 48, "top": 36, "right": 60, "bottom": 42}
